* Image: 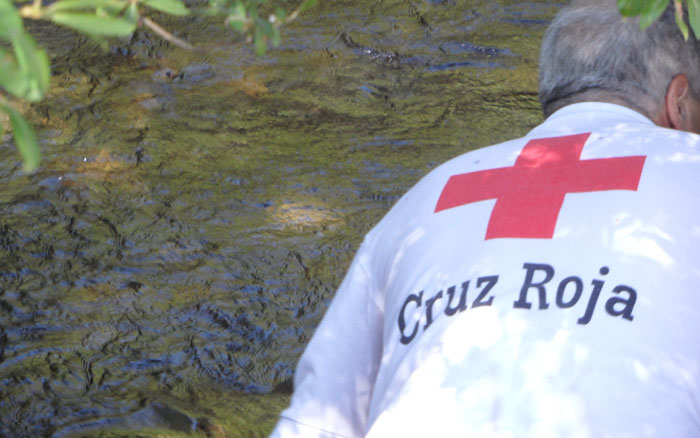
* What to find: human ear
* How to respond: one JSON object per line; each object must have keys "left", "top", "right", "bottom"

{"left": 664, "top": 74, "right": 692, "bottom": 130}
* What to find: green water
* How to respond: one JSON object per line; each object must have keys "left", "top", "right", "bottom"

{"left": 0, "top": 1, "right": 559, "bottom": 436}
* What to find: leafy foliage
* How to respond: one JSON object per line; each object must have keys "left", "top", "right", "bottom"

{"left": 1, "top": 103, "right": 40, "bottom": 173}
{"left": 618, "top": 0, "right": 669, "bottom": 28}
{"left": 0, "top": 0, "right": 50, "bottom": 102}
{"left": 617, "top": 0, "right": 700, "bottom": 40}
{"left": 50, "top": 12, "right": 137, "bottom": 36}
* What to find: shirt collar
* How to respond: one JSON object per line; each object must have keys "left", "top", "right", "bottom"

{"left": 526, "top": 102, "right": 656, "bottom": 138}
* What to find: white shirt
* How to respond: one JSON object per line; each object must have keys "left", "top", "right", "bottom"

{"left": 270, "top": 103, "right": 700, "bottom": 438}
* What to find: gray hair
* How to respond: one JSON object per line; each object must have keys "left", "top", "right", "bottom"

{"left": 539, "top": 0, "right": 700, "bottom": 118}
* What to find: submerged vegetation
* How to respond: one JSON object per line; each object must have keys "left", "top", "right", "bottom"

{"left": 0, "top": 0, "right": 698, "bottom": 172}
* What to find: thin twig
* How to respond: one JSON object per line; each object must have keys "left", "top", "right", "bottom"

{"left": 285, "top": 0, "right": 315, "bottom": 24}
{"left": 140, "top": 16, "right": 194, "bottom": 50}
{"left": 285, "top": 6, "right": 302, "bottom": 24}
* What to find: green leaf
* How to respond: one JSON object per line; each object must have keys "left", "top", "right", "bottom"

{"left": 299, "top": 0, "right": 317, "bottom": 13}
{"left": 47, "top": 0, "right": 126, "bottom": 13}
{"left": 94, "top": 2, "right": 129, "bottom": 16}
{"left": 617, "top": 0, "right": 646, "bottom": 16}
{"left": 12, "top": 33, "right": 50, "bottom": 101}
{"left": 675, "top": 0, "right": 690, "bottom": 40}
{"left": 228, "top": 2, "right": 247, "bottom": 31}
{"left": 51, "top": 12, "right": 137, "bottom": 36}
{"left": 0, "top": 33, "right": 50, "bottom": 102}
{"left": 124, "top": 1, "right": 140, "bottom": 22}
{"left": 270, "top": 26, "right": 280, "bottom": 48}
{"left": 0, "top": 0, "right": 24, "bottom": 38}
{"left": 230, "top": 2, "right": 247, "bottom": 20}
{"left": 688, "top": 0, "right": 700, "bottom": 39}
{"left": 638, "top": 0, "right": 669, "bottom": 29}
{"left": 1, "top": 104, "right": 40, "bottom": 173}
{"left": 254, "top": 25, "right": 266, "bottom": 55}
{"left": 0, "top": 48, "right": 29, "bottom": 98}
{"left": 143, "top": 0, "right": 189, "bottom": 16}
{"left": 229, "top": 18, "right": 246, "bottom": 31}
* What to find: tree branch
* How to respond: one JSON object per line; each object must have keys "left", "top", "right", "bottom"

{"left": 140, "top": 16, "right": 194, "bottom": 50}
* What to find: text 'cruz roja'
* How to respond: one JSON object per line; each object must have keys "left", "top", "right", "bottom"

{"left": 398, "top": 262, "right": 637, "bottom": 345}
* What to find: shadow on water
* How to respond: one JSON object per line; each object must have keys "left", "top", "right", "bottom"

{"left": 0, "top": 0, "right": 560, "bottom": 436}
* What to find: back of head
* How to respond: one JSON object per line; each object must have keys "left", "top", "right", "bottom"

{"left": 539, "top": 0, "right": 700, "bottom": 118}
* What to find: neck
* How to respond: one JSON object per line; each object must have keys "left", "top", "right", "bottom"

{"left": 544, "top": 92, "right": 657, "bottom": 122}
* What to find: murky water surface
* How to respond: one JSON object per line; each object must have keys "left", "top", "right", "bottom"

{"left": 0, "top": 1, "right": 560, "bottom": 436}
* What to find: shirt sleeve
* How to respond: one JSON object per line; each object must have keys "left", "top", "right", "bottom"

{"left": 269, "top": 239, "right": 384, "bottom": 438}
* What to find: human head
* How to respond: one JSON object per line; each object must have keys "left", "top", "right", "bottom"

{"left": 539, "top": 0, "right": 700, "bottom": 131}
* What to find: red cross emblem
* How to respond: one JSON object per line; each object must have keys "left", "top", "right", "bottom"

{"left": 434, "top": 133, "right": 646, "bottom": 239}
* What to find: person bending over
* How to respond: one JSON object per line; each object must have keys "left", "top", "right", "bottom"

{"left": 272, "top": 1, "right": 700, "bottom": 436}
